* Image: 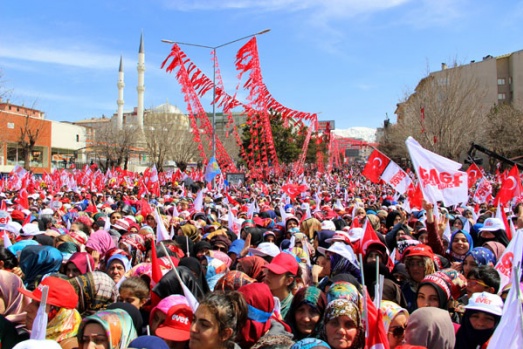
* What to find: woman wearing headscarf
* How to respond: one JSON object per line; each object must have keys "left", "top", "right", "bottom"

{"left": 236, "top": 256, "right": 269, "bottom": 282}
{"left": 179, "top": 257, "right": 211, "bottom": 294}
{"left": 291, "top": 338, "right": 331, "bottom": 349}
{"left": 482, "top": 241, "right": 505, "bottom": 261}
{"left": 179, "top": 223, "right": 200, "bottom": 243}
{"left": 175, "top": 235, "right": 195, "bottom": 258}
{"left": 204, "top": 254, "right": 228, "bottom": 291}
{"left": 85, "top": 230, "right": 116, "bottom": 269}
{"left": 20, "top": 276, "right": 82, "bottom": 344}
{"left": 68, "top": 271, "right": 118, "bottom": 316}
{"left": 462, "top": 247, "right": 496, "bottom": 278}
{"left": 0, "top": 270, "right": 31, "bottom": 326}
{"left": 404, "top": 307, "right": 455, "bottom": 349}
{"left": 118, "top": 233, "right": 146, "bottom": 266}
{"left": 76, "top": 308, "right": 137, "bottom": 349}
{"left": 19, "top": 245, "right": 63, "bottom": 291}
{"left": 63, "top": 251, "right": 95, "bottom": 278}
{"left": 400, "top": 244, "right": 436, "bottom": 313}
{"left": 385, "top": 223, "right": 412, "bottom": 251}
{"left": 380, "top": 301, "right": 409, "bottom": 349}
{"left": 237, "top": 283, "right": 292, "bottom": 349}
{"left": 455, "top": 292, "right": 504, "bottom": 349}
{"left": 300, "top": 218, "right": 322, "bottom": 240}
{"left": 106, "top": 253, "right": 132, "bottom": 286}
{"left": 214, "top": 271, "right": 256, "bottom": 291}
{"left": 285, "top": 286, "right": 327, "bottom": 341}
{"left": 319, "top": 299, "right": 365, "bottom": 349}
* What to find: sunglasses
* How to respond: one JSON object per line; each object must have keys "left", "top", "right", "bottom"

{"left": 389, "top": 324, "right": 407, "bottom": 338}
{"left": 467, "top": 279, "right": 490, "bottom": 288}
{"left": 213, "top": 246, "right": 227, "bottom": 252}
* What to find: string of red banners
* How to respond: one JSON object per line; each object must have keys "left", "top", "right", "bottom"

{"left": 162, "top": 37, "right": 322, "bottom": 178}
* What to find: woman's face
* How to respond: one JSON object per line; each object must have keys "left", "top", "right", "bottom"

{"left": 469, "top": 311, "right": 496, "bottom": 330}
{"left": 406, "top": 257, "right": 427, "bottom": 283}
{"left": 81, "top": 322, "right": 109, "bottom": 349}
{"left": 295, "top": 304, "right": 321, "bottom": 336}
{"left": 395, "top": 229, "right": 407, "bottom": 242}
{"left": 325, "top": 315, "right": 359, "bottom": 349}
{"left": 452, "top": 219, "right": 463, "bottom": 231}
{"left": 452, "top": 233, "right": 470, "bottom": 255}
{"left": 150, "top": 310, "right": 167, "bottom": 335}
{"left": 287, "top": 219, "right": 299, "bottom": 230}
{"left": 417, "top": 285, "right": 439, "bottom": 308}
{"left": 316, "top": 255, "right": 331, "bottom": 278}
{"left": 417, "top": 233, "right": 429, "bottom": 245}
{"left": 190, "top": 305, "right": 229, "bottom": 349}
{"left": 107, "top": 260, "right": 125, "bottom": 283}
{"left": 387, "top": 313, "right": 408, "bottom": 349}
{"left": 462, "top": 255, "right": 477, "bottom": 278}
{"left": 119, "top": 287, "right": 145, "bottom": 309}
{"left": 65, "top": 262, "right": 81, "bottom": 279}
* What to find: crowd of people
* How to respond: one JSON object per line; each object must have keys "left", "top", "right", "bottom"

{"left": 0, "top": 166, "right": 521, "bottom": 349}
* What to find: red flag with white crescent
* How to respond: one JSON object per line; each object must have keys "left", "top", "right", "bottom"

{"left": 362, "top": 149, "right": 390, "bottom": 184}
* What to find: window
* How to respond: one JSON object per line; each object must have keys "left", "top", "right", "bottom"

{"left": 76, "top": 134, "right": 79, "bottom": 142}
{"left": 498, "top": 78, "right": 505, "bottom": 85}
{"left": 7, "top": 123, "right": 14, "bottom": 129}
{"left": 498, "top": 93, "right": 506, "bottom": 100}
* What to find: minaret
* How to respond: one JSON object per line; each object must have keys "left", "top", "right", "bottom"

{"left": 136, "top": 33, "right": 145, "bottom": 129}
{"left": 116, "top": 56, "right": 124, "bottom": 130}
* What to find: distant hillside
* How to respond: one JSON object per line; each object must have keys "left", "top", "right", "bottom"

{"left": 332, "top": 127, "right": 376, "bottom": 143}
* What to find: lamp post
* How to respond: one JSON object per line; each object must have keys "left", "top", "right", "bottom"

{"left": 161, "top": 29, "right": 270, "bottom": 161}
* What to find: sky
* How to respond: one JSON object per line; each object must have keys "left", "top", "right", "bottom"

{"left": 1, "top": 1, "right": 523, "bottom": 130}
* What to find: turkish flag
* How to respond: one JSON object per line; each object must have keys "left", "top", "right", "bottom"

{"left": 282, "top": 184, "right": 308, "bottom": 200}
{"left": 16, "top": 189, "right": 29, "bottom": 210}
{"left": 365, "top": 290, "right": 390, "bottom": 349}
{"left": 466, "top": 163, "right": 483, "bottom": 188}
{"left": 407, "top": 182, "right": 423, "bottom": 210}
{"left": 494, "top": 166, "right": 522, "bottom": 206}
{"left": 362, "top": 149, "right": 390, "bottom": 183}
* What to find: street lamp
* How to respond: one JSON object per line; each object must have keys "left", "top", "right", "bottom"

{"left": 161, "top": 29, "right": 271, "bottom": 161}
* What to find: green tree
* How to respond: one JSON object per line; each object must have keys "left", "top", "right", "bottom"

{"left": 241, "top": 112, "right": 308, "bottom": 165}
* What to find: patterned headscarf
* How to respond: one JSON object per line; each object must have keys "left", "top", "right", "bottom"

{"left": 68, "top": 271, "right": 118, "bottom": 315}
{"left": 214, "top": 271, "right": 256, "bottom": 291}
{"left": 78, "top": 309, "right": 137, "bottom": 349}
{"left": 205, "top": 255, "right": 228, "bottom": 291}
{"left": 380, "top": 300, "right": 409, "bottom": 332}
{"left": 327, "top": 281, "right": 362, "bottom": 309}
{"left": 46, "top": 307, "right": 82, "bottom": 342}
{"left": 285, "top": 286, "right": 327, "bottom": 340}
{"left": 119, "top": 233, "right": 146, "bottom": 265}
{"left": 237, "top": 256, "right": 268, "bottom": 282}
{"left": 320, "top": 299, "right": 365, "bottom": 349}
{"left": 465, "top": 247, "right": 496, "bottom": 266}
{"left": 291, "top": 338, "right": 330, "bottom": 349}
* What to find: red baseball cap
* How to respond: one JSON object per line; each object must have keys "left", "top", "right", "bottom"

{"left": 403, "top": 244, "right": 434, "bottom": 260}
{"left": 264, "top": 252, "right": 299, "bottom": 275}
{"left": 19, "top": 276, "right": 78, "bottom": 309}
{"left": 156, "top": 303, "right": 193, "bottom": 341}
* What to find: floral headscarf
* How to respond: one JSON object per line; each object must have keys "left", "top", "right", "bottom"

{"left": 380, "top": 300, "right": 409, "bottom": 332}
{"left": 326, "top": 281, "right": 362, "bottom": 309}
{"left": 214, "top": 271, "right": 256, "bottom": 291}
{"left": 205, "top": 255, "right": 227, "bottom": 291}
{"left": 78, "top": 309, "right": 137, "bottom": 349}
{"left": 320, "top": 299, "right": 365, "bottom": 349}
{"left": 285, "top": 286, "right": 327, "bottom": 340}
{"left": 119, "top": 233, "right": 146, "bottom": 265}
{"left": 291, "top": 338, "right": 330, "bottom": 349}
{"left": 46, "top": 307, "right": 82, "bottom": 342}
{"left": 237, "top": 256, "right": 268, "bottom": 282}
{"left": 68, "top": 271, "right": 118, "bottom": 315}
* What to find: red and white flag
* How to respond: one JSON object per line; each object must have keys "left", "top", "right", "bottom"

{"left": 406, "top": 137, "right": 468, "bottom": 206}
{"left": 362, "top": 149, "right": 390, "bottom": 184}
{"left": 494, "top": 228, "right": 523, "bottom": 294}
{"left": 466, "top": 162, "right": 483, "bottom": 188}
{"left": 380, "top": 161, "right": 412, "bottom": 194}
{"left": 473, "top": 177, "right": 493, "bottom": 203}
{"left": 494, "top": 165, "right": 522, "bottom": 206}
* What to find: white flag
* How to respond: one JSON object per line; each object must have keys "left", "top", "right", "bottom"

{"left": 154, "top": 209, "right": 171, "bottom": 242}
{"left": 494, "top": 228, "right": 523, "bottom": 294}
{"left": 405, "top": 137, "right": 468, "bottom": 206}
{"left": 487, "top": 267, "right": 523, "bottom": 348}
{"left": 193, "top": 190, "right": 204, "bottom": 212}
{"left": 380, "top": 161, "right": 412, "bottom": 194}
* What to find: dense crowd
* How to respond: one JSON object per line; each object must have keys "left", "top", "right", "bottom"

{"left": 0, "top": 166, "right": 521, "bottom": 349}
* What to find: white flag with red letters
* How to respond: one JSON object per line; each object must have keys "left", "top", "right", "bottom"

{"left": 406, "top": 137, "right": 468, "bottom": 206}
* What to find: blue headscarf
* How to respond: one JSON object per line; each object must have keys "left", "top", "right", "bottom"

{"left": 291, "top": 338, "right": 331, "bottom": 349}
{"left": 19, "top": 245, "right": 62, "bottom": 290}
{"left": 449, "top": 230, "right": 474, "bottom": 261}
{"left": 465, "top": 247, "right": 496, "bottom": 266}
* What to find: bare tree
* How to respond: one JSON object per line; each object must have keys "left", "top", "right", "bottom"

{"left": 144, "top": 108, "right": 201, "bottom": 171}
{"left": 484, "top": 104, "right": 523, "bottom": 168}
{"left": 18, "top": 114, "right": 46, "bottom": 170}
{"left": 91, "top": 125, "right": 140, "bottom": 171}
{"left": 392, "top": 62, "right": 490, "bottom": 161}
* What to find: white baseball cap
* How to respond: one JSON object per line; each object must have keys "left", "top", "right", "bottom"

{"left": 248, "top": 242, "right": 281, "bottom": 258}
{"left": 465, "top": 292, "right": 503, "bottom": 316}
{"left": 479, "top": 218, "right": 505, "bottom": 232}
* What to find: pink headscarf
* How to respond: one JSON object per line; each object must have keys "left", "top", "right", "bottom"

{"left": 85, "top": 230, "right": 115, "bottom": 255}
{"left": 0, "top": 270, "right": 31, "bottom": 324}
{"left": 209, "top": 250, "right": 232, "bottom": 268}
{"left": 67, "top": 252, "right": 95, "bottom": 274}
